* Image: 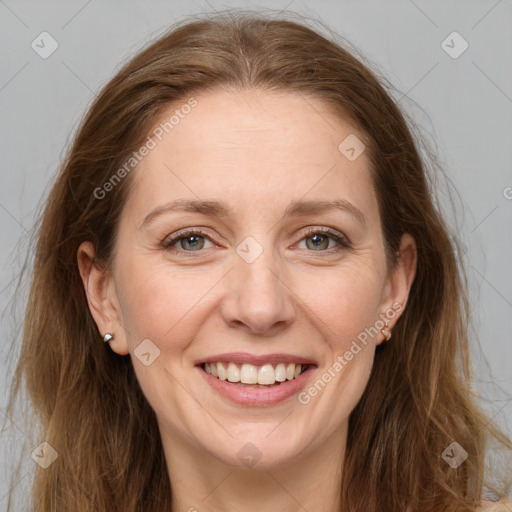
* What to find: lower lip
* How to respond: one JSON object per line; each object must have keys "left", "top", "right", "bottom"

{"left": 197, "top": 365, "right": 315, "bottom": 407}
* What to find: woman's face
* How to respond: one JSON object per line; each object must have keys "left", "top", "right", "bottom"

{"left": 80, "top": 88, "right": 416, "bottom": 469}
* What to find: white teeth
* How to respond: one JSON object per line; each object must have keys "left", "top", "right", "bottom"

{"left": 240, "top": 363, "right": 258, "bottom": 384}
{"left": 227, "top": 362, "right": 240, "bottom": 383}
{"left": 275, "top": 363, "right": 287, "bottom": 382}
{"left": 217, "top": 362, "right": 227, "bottom": 380}
{"left": 257, "top": 364, "right": 275, "bottom": 385}
{"left": 203, "top": 361, "right": 307, "bottom": 385}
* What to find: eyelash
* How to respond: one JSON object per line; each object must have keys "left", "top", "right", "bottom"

{"left": 161, "top": 227, "right": 351, "bottom": 255}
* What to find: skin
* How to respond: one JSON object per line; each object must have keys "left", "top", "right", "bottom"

{"left": 78, "top": 88, "right": 417, "bottom": 512}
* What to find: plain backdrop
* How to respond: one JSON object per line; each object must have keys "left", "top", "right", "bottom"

{"left": 1, "top": 0, "right": 511, "bottom": 507}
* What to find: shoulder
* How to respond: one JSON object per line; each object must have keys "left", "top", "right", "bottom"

{"left": 479, "top": 499, "right": 512, "bottom": 511}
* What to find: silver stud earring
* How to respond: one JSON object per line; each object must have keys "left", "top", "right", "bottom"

{"left": 103, "top": 333, "right": 114, "bottom": 344}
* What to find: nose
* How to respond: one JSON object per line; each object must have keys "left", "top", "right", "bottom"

{"left": 220, "top": 246, "right": 296, "bottom": 336}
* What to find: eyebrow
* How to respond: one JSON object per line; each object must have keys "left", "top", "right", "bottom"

{"left": 139, "top": 198, "right": 367, "bottom": 230}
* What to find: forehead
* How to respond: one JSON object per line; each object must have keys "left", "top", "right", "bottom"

{"left": 126, "top": 88, "right": 377, "bottom": 222}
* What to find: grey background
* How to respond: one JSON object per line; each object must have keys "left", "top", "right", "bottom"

{"left": 1, "top": 0, "right": 511, "bottom": 507}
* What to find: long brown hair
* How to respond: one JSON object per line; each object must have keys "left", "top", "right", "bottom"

{"left": 4, "top": 10, "right": 511, "bottom": 511}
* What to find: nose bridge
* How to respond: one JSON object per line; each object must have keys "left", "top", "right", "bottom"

{"left": 238, "top": 247, "right": 280, "bottom": 299}
{"left": 221, "top": 236, "right": 295, "bottom": 334}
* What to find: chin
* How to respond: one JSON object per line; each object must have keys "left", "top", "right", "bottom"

{"left": 206, "top": 431, "right": 309, "bottom": 470}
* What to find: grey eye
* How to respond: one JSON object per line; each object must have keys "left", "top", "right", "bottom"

{"left": 179, "top": 234, "right": 206, "bottom": 251}
{"left": 304, "top": 234, "right": 333, "bottom": 251}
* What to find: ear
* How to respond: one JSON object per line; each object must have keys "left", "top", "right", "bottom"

{"left": 377, "top": 232, "right": 417, "bottom": 344}
{"left": 77, "top": 241, "right": 130, "bottom": 355}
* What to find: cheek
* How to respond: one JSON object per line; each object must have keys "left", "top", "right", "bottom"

{"left": 295, "top": 262, "right": 385, "bottom": 351}
{"left": 115, "top": 258, "right": 222, "bottom": 350}
{"left": 292, "top": 269, "right": 382, "bottom": 438}
{"left": 114, "top": 261, "right": 222, "bottom": 429}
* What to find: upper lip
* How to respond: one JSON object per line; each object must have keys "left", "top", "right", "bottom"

{"left": 195, "top": 352, "right": 317, "bottom": 367}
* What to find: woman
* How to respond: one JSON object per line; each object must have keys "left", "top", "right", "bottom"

{"left": 5, "top": 10, "right": 511, "bottom": 512}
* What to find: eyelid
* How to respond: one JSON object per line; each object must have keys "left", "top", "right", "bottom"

{"left": 161, "top": 227, "right": 216, "bottom": 249}
{"left": 300, "top": 225, "right": 348, "bottom": 239}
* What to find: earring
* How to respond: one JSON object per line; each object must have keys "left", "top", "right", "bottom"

{"left": 381, "top": 318, "right": 392, "bottom": 341}
{"left": 103, "top": 333, "right": 114, "bottom": 344}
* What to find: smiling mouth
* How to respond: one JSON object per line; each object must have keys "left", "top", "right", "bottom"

{"left": 200, "top": 361, "right": 310, "bottom": 387}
